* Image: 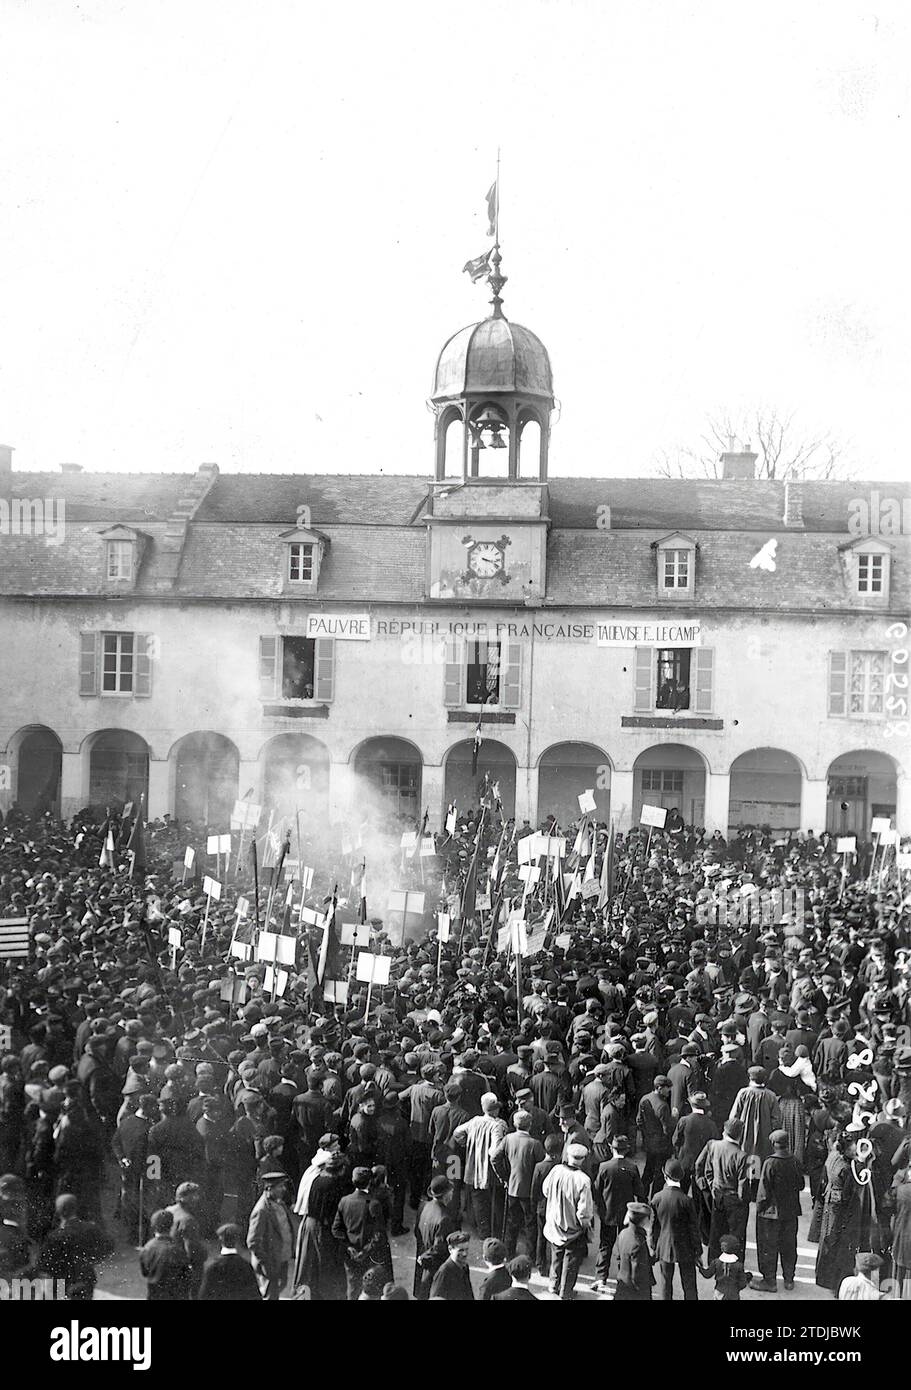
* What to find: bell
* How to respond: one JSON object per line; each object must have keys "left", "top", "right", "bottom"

{"left": 487, "top": 430, "right": 507, "bottom": 449}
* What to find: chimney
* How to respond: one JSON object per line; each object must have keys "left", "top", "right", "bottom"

{"left": 783, "top": 480, "right": 804, "bottom": 528}
{"left": 59, "top": 462, "right": 83, "bottom": 473}
{"left": 720, "top": 448, "right": 757, "bottom": 480}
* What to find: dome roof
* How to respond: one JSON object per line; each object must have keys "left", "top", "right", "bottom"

{"left": 432, "top": 316, "right": 553, "bottom": 402}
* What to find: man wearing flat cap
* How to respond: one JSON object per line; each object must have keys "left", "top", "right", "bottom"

{"left": 429, "top": 1229, "right": 474, "bottom": 1301}
{"left": 649, "top": 1159, "right": 702, "bottom": 1300}
{"left": 542, "top": 1143, "right": 595, "bottom": 1301}
{"left": 753, "top": 1130, "right": 803, "bottom": 1292}
{"left": 614, "top": 1202, "right": 654, "bottom": 1301}
{"left": 247, "top": 1171, "right": 294, "bottom": 1300}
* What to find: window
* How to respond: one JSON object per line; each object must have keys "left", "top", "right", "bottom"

{"left": 106, "top": 540, "right": 133, "bottom": 580}
{"left": 655, "top": 648, "right": 692, "bottom": 710}
{"left": 857, "top": 553, "right": 883, "bottom": 594}
{"left": 79, "top": 631, "right": 152, "bottom": 697}
{"left": 281, "top": 636, "right": 315, "bottom": 699}
{"left": 662, "top": 549, "right": 690, "bottom": 590}
{"left": 848, "top": 650, "right": 885, "bottom": 715}
{"left": 635, "top": 646, "right": 713, "bottom": 713}
{"left": 828, "top": 650, "right": 887, "bottom": 717}
{"left": 288, "top": 543, "right": 314, "bottom": 583}
{"left": 443, "top": 638, "right": 522, "bottom": 709}
{"left": 641, "top": 769, "right": 684, "bottom": 793}
{"left": 258, "top": 635, "right": 335, "bottom": 703}
{"left": 102, "top": 633, "right": 134, "bottom": 692}
{"left": 465, "top": 640, "right": 501, "bottom": 705}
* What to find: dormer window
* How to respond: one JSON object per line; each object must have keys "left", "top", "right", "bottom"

{"left": 662, "top": 549, "right": 690, "bottom": 590}
{"left": 280, "top": 524, "right": 328, "bottom": 590}
{"left": 838, "top": 536, "right": 891, "bottom": 602}
{"left": 98, "top": 524, "right": 144, "bottom": 587}
{"left": 857, "top": 552, "right": 884, "bottom": 594}
{"left": 106, "top": 539, "right": 134, "bottom": 581}
{"left": 653, "top": 532, "right": 696, "bottom": 598}
{"left": 288, "top": 542, "right": 314, "bottom": 583}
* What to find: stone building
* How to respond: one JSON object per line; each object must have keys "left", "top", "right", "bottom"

{"left": 1, "top": 274, "right": 908, "bottom": 836}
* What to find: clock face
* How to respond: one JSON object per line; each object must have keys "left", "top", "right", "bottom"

{"left": 468, "top": 541, "right": 504, "bottom": 577}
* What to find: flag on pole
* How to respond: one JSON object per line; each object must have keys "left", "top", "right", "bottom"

{"left": 471, "top": 710, "right": 483, "bottom": 777}
{"left": 485, "top": 180, "right": 498, "bottom": 237}
{"left": 352, "top": 861, "right": 367, "bottom": 925}
{"left": 463, "top": 249, "right": 492, "bottom": 282}
{"left": 98, "top": 819, "right": 115, "bottom": 869}
{"left": 317, "top": 888, "right": 342, "bottom": 983}
{"left": 597, "top": 822, "right": 615, "bottom": 911}
{"left": 127, "top": 796, "right": 146, "bottom": 881}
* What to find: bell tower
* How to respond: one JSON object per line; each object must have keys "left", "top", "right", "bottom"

{"left": 430, "top": 248, "right": 555, "bottom": 483}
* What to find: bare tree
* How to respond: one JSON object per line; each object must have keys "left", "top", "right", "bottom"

{"left": 655, "top": 408, "right": 851, "bottom": 481}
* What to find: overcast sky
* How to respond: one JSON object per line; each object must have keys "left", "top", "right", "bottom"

{"left": 1, "top": 0, "right": 909, "bottom": 480}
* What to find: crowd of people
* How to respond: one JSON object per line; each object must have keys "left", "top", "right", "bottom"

{"left": 0, "top": 796, "right": 909, "bottom": 1302}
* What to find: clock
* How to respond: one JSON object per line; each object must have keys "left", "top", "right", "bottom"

{"left": 462, "top": 534, "right": 511, "bottom": 584}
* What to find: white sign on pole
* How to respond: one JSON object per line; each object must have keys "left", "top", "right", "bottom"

{"left": 300, "top": 907, "right": 326, "bottom": 928}
{"left": 263, "top": 966, "right": 289, "bottom": 997}
{"left": 437, "top": 913, "right": 451, "bottom": 942}
{"left": 235, "top": 897, "right": 250, "bottom": 919}
{"left": 475, "top": 893, "right": 491, "bottom": 913}
{"left": 340, "top": 922, "right": 371, "bottom": 948}
{"left": 420, "top": 836, "right": 436, "bottom": 857}
{"left": 640, "top": 804, "right": 668, "bottom": 828}
{"left": 871, "top": 817, "right": 892, "bottom": 835}
{"left": 299, "top": 865, "right": 314, "bottom": 891}
{"left": 496, "top": 924, "right": 511, "bottom": 955}
{"left": 323, "top": 979, "right": 349, "bottom": 1004}
{"left": 202, "top": 876, "right": 222, "bottom": 900}
{"left": 230, "top": 940, "right": 252, "bottom": 962}
{"left": 274, "top": 935, "right": 297, "bottom": 966}
{"left": 518, "top": 836, "right": 534, "bottom": 864}
{"left": 510, "top": 917, "right": 529, "bottom": 957}
{"left": 183, "top": 847, "right": 195, "bottom": 869}
{"left": 355, "top": 952, "right": 391, "bottom": 985}
{"left": 554, "top": 932, "right": 573, "bottom": 951}
{"left": 445, "top": 806, "right": 457, "bottom": 835}
{"left": 167, "top": 926, "right": 182, "bottom": 949}
{"left": 836, "top": 837, "right": 856, "bottom": 854}
{"left": 399, "top": 832, "right": 417, "bottom": 851}
{"left": 207, "top": 835, "right": 219, "bottom": 855}
{"left": 881, "top": 828, "right": 900, "bottom": 846}
{"left": 578, "top": 789, "right": 597, "bottom": 814}
{"left": 231, "top": 800, "right": 262, "bottom": 829}
{"left": 387, "top": 890, "right": 426, "bottom": 916}
{"left": 897, "top": 851, "right": 911, "bottom": 871}
{"left": 257, "top": 931, "right": 278, "bottom": 962}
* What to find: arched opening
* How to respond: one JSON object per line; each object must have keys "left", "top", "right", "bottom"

{"left": 728, "top": 748, "right": 803, "bottom": 834}
{"left": 826, "top": 750, "right": 898, "bottom": 835}
{"left": 87, "top": 730, "right": 149, "bottom": 812}
{"left": 538, "top": 742, "right": 610, "bottom": 826}
{"left": 172, "top": 732, "right": 239, "bottom": 828}
{"left": 444, "top": 738, "right": 517, "bottom": 820}
{"left": 441, "top": 408, "right": 464, "bottom": 479}
{"left": 352, "top": 737, "right": 423, "bottom": 828}
{"left": 517, "top": 412, "right": 542, "bottom": 479}
{"left": 12, "top": 726, "right": 62, "bottom": 816}
{"left": 262, "top": 733, "right": 330, "bottom": 826}
{"left": 633, "top": 743, "right": 707, "bottom": 828}
{"left": 469, "top": 401, "right": 511, "bottom": 478}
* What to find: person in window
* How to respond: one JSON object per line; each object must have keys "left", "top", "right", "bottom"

{"left": 671, "top": 678, "right": 690, "bottom": 711}
{"left": 657, "top": 676, "right": 675, "bottom": 710}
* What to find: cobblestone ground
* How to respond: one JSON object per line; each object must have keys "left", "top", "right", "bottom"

{"left": 91, "top": 1158, "right": 833, "bottom": 1304}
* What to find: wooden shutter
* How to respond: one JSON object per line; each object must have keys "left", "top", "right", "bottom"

{"left": 314, "top": 637, "right": 335, "bottom": 703}
{"left": 634, "top": 647, "right": 653, "bottom": 711}
{"left": 693, "top": 646, "right": 714, "bottom": 713}
{"left": 259, "top": 636, "right": 279, "bottom": 699}
{"left": 828, "top": 651, "right": 847, "bottom": 716}
{"left": 443, "top": 637, "right": 463, "bottom": 707}
{"left": 502, "top": 641, "right": 522, "bottom": 709}
{"left": 79, "top": 632, "right": 98, "bottom": 696}
{"left": 134, "top": 634, "right": 153, "bottom": 697}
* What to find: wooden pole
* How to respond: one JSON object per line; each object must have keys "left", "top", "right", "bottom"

{"left": 200, "top": 888, "right": 212, "bottom": 954}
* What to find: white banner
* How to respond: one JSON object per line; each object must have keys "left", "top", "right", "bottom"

{"left": 355, "top": 951, "right": 391, "bottom": 984}
{"left": 305, "top": 613, "right": 370, "bottom": 640}
{"left": 640, "top": 804, "right": 668, "bottom": 828}
{"left": 597, "top": 620, "right": 702, "bottom": 648}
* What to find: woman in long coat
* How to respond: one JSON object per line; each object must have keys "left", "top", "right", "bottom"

{"left": 890, "top": 1166, "right": 911, "bottom": 1301}
{"left": 814, "top": 1133, "right": 868, "bottom": 1294}
{"left": 292, "top": 1153, "right": 345, "bottom": 1300}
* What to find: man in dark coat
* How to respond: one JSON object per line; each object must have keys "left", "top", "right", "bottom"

{"left": 413, "top": 1175, "right": 457, "bottom": 1300}
{"left": 695, "top": 1117, "right": 750, "bottom": 1260}
{"left": 614, "top": 1202, "right": 654, "bottom": 1300}
{"left": 332, "top": 1165, "right": 386, "bottom": 1301}
{"left": 649, "top": 1159, "right": 702, "bottom": 1300}
{"left": 637, "top": 1077, "right": 675, "bottom": 1196}
{"left": 429, "top": 1228, "right": 474, "bottom": 1300}
{"left": 592, "top": 1134, "right": 645, "bottom": 1288}
{"left": 198, "top": 1222, "right": 261, "bottom": 1300}
{"left": 491, "top": 1253, "right": 538, "bottom": 1299}
{"left": 753, "top": 1130, "right": 803, "bottom": 1291}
